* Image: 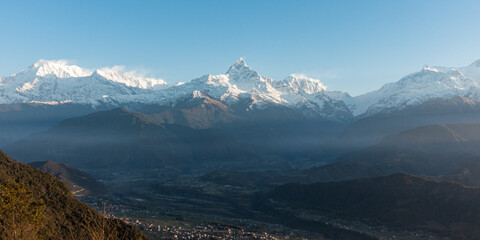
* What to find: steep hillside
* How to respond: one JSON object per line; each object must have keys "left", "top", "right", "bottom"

{"left": 138, "top": 91, "right": 238, "bottom": 129}
{"left": 29, "top": 161, "right": 105, "bottom": 196}
{"left": 0, "top": 150, "right": 145, "bottom": 239}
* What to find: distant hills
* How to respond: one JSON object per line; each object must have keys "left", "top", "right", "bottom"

{"left": 0, "top": 150, "right": 145, "bottom": 239}
{"left": 9, "top": 110, "right": 480, "bottom": 181}
{"left": 440, "top": 162, "right": 480, "bottom": 187}
{"left": 334, "top": 96, "right": 480, "bottom": 149}
{"left": 303, "top": 123, "right": 480, "bottom": 182}
{"left": 29, "top": 161, "right": 105, "bottom": 196}
{"left": 7, "top": 108, "right": 289, "bottom": 174}
{"left": 266, "top": 173, "right": 480, "bottom": 239}
{"left": 138, "top": 91, "right": 238, "bottom": 129}
{"left": 196, "top": 123, "right": 480, "bottom": 189}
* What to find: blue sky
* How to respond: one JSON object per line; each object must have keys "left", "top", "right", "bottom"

{"left": 1, "top": 0, "right": 480, "bottom": 95}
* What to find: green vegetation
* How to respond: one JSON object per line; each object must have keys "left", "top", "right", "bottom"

{"left": 0, "top": 150, "right": 147, "bottom": 240}
{"left": 0, "top": 180, "right": 45, "bottom": 239}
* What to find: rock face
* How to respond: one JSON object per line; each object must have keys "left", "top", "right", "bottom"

{"left": 0, "top": 150, "right": 146, "bottom": 240}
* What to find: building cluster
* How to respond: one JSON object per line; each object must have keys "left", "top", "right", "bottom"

{"left": 129, "top": 220, "right": 306, "bottom": 240}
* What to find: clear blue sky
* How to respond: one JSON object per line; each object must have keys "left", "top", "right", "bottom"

{"left": 1, "top": 0, "right": 480, "bottom": 95}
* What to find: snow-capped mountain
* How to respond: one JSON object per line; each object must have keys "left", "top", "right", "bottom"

{"left": 0, "top": 60, "right": 168, "bottom": 105}
{"left": 95, "top": 67, "right": 167, "bottom": 89}
{"left": 349, "top": 60, "right": 480, "bottom": 116}
{"left": 5, "top": 58, "right": 480, "bottom": 120}
{"left": 0, "top": 58, "right": 351, "bottom": 120}
{"left": 153, "top": 58, "right": 352, "bottom": 120}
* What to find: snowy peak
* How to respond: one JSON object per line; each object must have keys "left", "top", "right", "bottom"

{"left": 94, "top": 67, "right": 167, "bottom": 89}
{"left": 153, "top": 58, "right": 351, "bottom": 120}
{"left": 460, "top": 59, "right": 480, "bottom": 80}
{"left": 468, "top": 59, "right": 480, "bottom": 68}
{"left": 351, "top": 59, "right": 480, "bottom": 116}
{"left": 226, "top": 58, "right": 248, "bottom": 74}
{"left": 29, "top": 60, "right": 92, "bottom": 78}
{"left": 283, "top": 74, "right": 326, "bottom": 95}
{"left": 234, "top": 58, "right": 247, "bottom": 67}
{"left": 419, "top": 65, "right": 459, "bottom": 76}
{"left": 0, "top": 60, "right": 168, "bottom": 105}
{"left": 0, "top": 58, "right": 352, "bottom": 121}
{"left": 226, "top": 58, "right": 261, "bottom": 81}
{"left": 422, "top": 65, "right": 441, "bottom": 72}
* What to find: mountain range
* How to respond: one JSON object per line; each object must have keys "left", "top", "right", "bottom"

{"left": 5, "top": 58, "right": 480, "bottom": 171}
{"left": 0, "top": 58, "right": 351, "bottom": 121}
{"left": 3, "top": 58, "right": 480, "bottom": 118}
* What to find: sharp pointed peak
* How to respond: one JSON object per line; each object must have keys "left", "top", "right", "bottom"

{"left": 234, "top": 57, "right": 247, "bottom": 66}
{"left": 226, "top": 57, "right": 251, "bottom": 75}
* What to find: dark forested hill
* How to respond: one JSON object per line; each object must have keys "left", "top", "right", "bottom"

{"left": 0, "top": 150, "right": 146, "bottom": 239}
{"left": 267, "top": 173, "right": 480, "bottom": 239}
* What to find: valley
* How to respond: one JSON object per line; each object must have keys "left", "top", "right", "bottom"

{"left": 5, "top": 58, "right": 480, "bottom": 239}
